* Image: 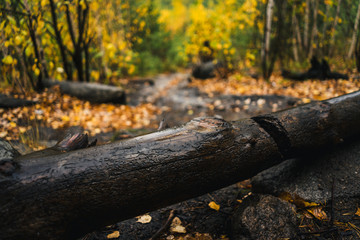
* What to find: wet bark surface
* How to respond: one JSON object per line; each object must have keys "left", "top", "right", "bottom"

{"left": 1, "top": 89, "right": 360, "bottom": 239}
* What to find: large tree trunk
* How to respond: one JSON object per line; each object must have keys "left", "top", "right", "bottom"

{"left": 1, "top": 91, "right": 360, "bottom": 239}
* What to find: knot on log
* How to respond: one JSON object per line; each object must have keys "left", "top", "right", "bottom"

{"left": 0, "top": 159, "right": 18, "bottom": 176}
{"left": 186, "top": 117, "right": 232, "bottom": 132}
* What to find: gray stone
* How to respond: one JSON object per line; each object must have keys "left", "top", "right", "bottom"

{"left": 232, "top": 194, "right": 297, "bottom": 240}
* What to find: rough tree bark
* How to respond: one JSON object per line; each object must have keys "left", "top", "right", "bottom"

{"left": 1, "top": 91, "right": 360, "bottom": 239}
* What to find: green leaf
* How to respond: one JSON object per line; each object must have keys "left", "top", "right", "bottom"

{"left": 7, "top": 16, "right": 16, "bottom": 25}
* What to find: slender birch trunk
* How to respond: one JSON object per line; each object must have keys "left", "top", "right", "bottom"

{"left": 328, "top": 0, "right": 342, "bottom": 56}
{"left": 292, "top": 13, "right": 299, "bottom": 62}
{"left": 261, "top": 0, "right": 275, "bottom": 79}
{"left": 308, "top": 0, "right": 319, "bottom": 58}
{"left": 303, "top": 0, "right": 310, "bottom": 51}
{"left": 348, "top": 0, "right": 360, "bottom": 58}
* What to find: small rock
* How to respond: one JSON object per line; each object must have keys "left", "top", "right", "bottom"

{"left": 232, "top": 194, "right": 297, "bottom": 240}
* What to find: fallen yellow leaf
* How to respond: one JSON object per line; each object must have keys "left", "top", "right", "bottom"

{"left": 170, "top": 217, "right": 186, "bottom": 233}
{"left": 208, "top": 201, "right": 220, "bottom": 211}
{"left": 306, "top": 207, "right": 327, "bottom": 220}
{"left": 61, "top": 115, "right": 70, "bottom": 122}
{"left": 107, "top": 230, "right": 120, "bottom": 239}
{"left": 355, "top": 208, "right": 360, "bottom": 216}
{"left": 136, "top": 214, "right": 152, "bottom": 224}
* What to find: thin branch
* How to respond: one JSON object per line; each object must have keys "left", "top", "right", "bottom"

{"left": 65, "top": 4, "right": 76, "bottom": 49}
{"left": 149, "top": 210, "right": 176, "bottom": 240}
{"left": 0, "top": 7, "right": 33, "bottom": 18}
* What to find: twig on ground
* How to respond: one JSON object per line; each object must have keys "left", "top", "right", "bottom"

{"left": 149, "top": 209, "right": 176, "bottom": 240}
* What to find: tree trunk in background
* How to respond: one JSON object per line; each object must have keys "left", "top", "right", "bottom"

{"left": 261, "top": 0, "right": 275, "bottom": 79}
{"left": 293, "top": 11, "right": 302, "bottom": 51}
{"left": 49, "top": 0, "right": 73, "bottom": 81}
{"left": 1, "top": 91, "right": 360, "bottom": 240}
{"left": 348, "top": 0, "right": 360, "bottom": 58}
{"left": 303, "top": 0, "right": 310, "bottom": 52}
{"left": 328, "top": 0, "right": 342, "bottom": 57}
{"left": 308, "top": 0, "right": 319, "bottom": 59}
{"left": 269, "top": 0, "right": 287, "bottom": 70}
{"left": 292, "top": 13, "right": 299, "bottom": 62}
{"left": 355, "top": 37, "right": 360, "bottom": 72}
{"left": 320, "top": 3, "right": 330, "bottom": 58}
{"left": 23, "top": 0, "right": 45, "bottom": 91}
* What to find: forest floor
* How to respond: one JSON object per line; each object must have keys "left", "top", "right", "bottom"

{"left": 2, "top": 71, "right": 360, "bottom": 147}
{"left": 1, "top": 71, "right": 360, "bottom": 239}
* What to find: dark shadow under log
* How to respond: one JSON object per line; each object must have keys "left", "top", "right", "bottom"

{"left": 1, "top": 91, "right": 360, "bottom": 239}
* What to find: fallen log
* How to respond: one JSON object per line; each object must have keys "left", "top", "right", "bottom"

{"left": 0, "top": 94, "right": 36, "bottom": 108}
{"left": 44, "top": 79, "right": 126, "bottom": 104}
{"left": 282, "top": 57, "right": 349, "bottom": 81}
{"left": 1, "top": 91, "right": 360, "bottom": 239}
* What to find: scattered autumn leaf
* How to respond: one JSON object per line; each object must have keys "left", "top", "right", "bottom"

{"left": 136, "top": 214, "right": 152, "bottom": 224}
{"left": 106, "top": 231, "right": 120, "bottom": 239}
{"left": 306, "top": 207, "right": 328, "bottom": 221}
{"left": 170, "top": 217, "right": 186, "bottom": 233}
{"left": 189, "top": 74, "right": 360, "bottom": 101}
{"left": 355, "top": 208, "right": 360, "bottom": 216}
{"left": 0, "top": 87, "right": 161, "bottom": 141}
{"left": 279, "top": 192, "right": 319, "bottom": 208}
{"left": 208, "top": 201, "right": 220, "bottom": 211}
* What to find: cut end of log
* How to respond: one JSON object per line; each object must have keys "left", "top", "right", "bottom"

{"left": 55, "top": 133, "right": 89, "bottom": 152}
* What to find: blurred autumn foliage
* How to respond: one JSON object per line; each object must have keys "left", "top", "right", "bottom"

{"left": 1, "top": 0, "right": 360, "bottom": 145}
{"left": 2, "top": 0, "right": 360, "bottom": 90}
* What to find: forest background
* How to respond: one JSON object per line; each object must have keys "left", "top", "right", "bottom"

{"left": 2, "top": 0, "right": 360, "bottom": 92}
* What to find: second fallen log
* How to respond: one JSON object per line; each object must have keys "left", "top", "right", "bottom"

{"left": 44, "top": 79, "right": 126, "bottom": 104}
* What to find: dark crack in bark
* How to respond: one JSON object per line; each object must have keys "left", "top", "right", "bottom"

{"left": 252, "top": 115, "right": 291, "bottom": 158}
